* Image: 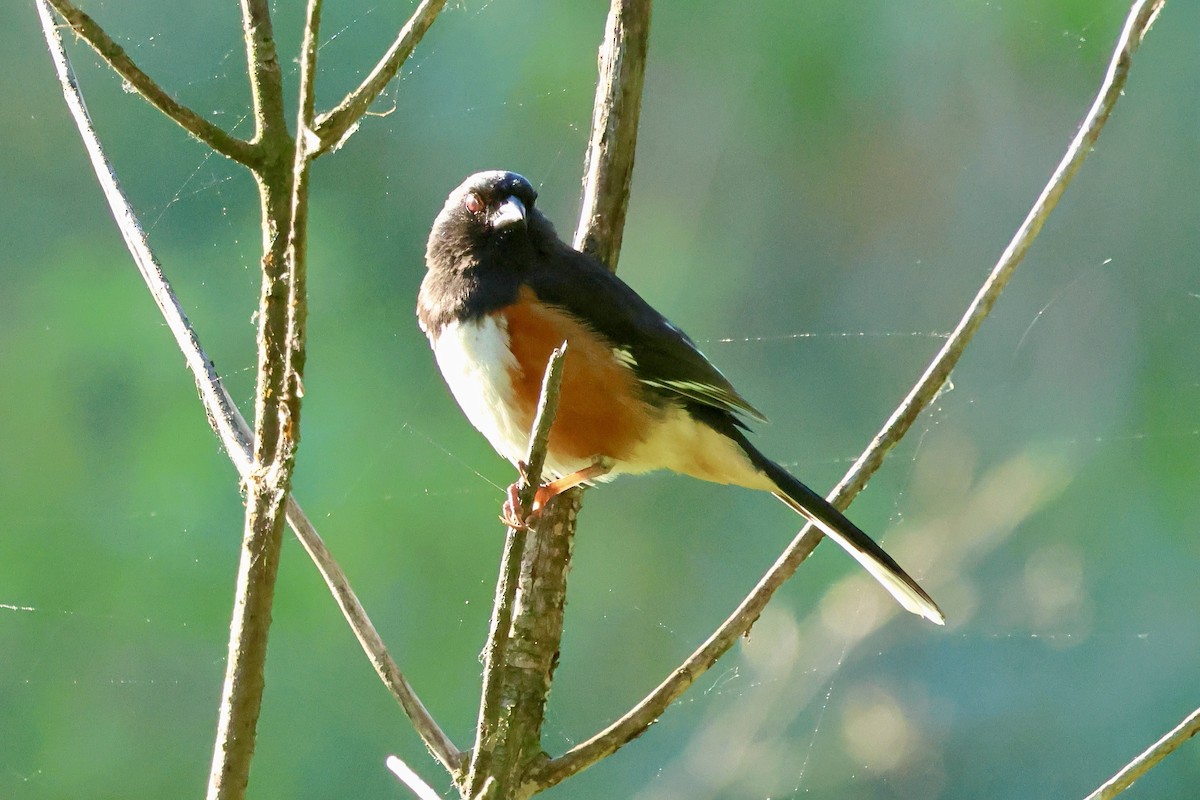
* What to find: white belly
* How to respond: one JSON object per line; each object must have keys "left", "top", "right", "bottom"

{"left": 431, "top": 316, "right": 531, "bottom": 467}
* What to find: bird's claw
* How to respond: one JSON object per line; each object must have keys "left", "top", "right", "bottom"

{"left": 500, "top": 466, "right": 550, "bottom": 530}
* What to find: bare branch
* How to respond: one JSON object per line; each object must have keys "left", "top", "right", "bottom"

{"left": 464, "top": 5, "right": 656, "bottom": 779}
{"left": 204, "top": 10, "right": 300, "bottom": 798}
{"left": 827, "top": 0, "right": 1164, "bottom": 504}
{"left": 36, "top": 0, "right": 463, "bottom": 778}
{"left": 452, "top": 3, "right": 652, "bottom": 793}
{"left": 296, "top": 0, "right": 323, "bottom": 138}
{"left": 239, "top": 0, "right": 290, "bottom": 152}
{"left": 531, "top": 0, "right": 1167, "bottom": 787}
{"left": 520, "top": 346, "right": 570, "bottom": 514}
{"left": 40, "top": 0, "right": 258, "bottom": 165}
{"left": 573, "top": 0, "right": 653, "bottom": 271}
{"left": 468, "top": 347, "right": 569, "bottom": 796}
{"left": 35, "top": 0, "right": 250, "bottom": 467}
{"left": 386, "top": 755, "right": 445, "bottom": 800}
{"left": 311, "top": 0, "right": 447, "bottom": 157}
{"left": 1084, "top": 705, "right": 1200, "bottom": 800}
{"left": 290, "top": 499, "right": 462, "bottom": 774}
{"left": 460, "top": 5, "right": 655, "bottom": 793}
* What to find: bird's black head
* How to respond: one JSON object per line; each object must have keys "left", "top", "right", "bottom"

{"left": 425, "top": 170, "right": 552, "bottom": 275}
{"left": 419, "top": 171, "right": 560, "bottom": 332}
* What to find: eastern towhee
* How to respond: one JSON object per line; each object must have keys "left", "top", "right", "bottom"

{"left": 417, "top": 170, "right": 944, "bottom": 625}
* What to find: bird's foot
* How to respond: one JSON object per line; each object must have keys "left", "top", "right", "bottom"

{"left": 499, "top": 461, "right": 550, "bottom": 530}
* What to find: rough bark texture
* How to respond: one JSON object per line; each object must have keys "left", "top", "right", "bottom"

{"left": 573, "top": 0, "right": 652, "bottom": 273}
{"left": 469, "top": 492, "right": 581, "bottom": 799}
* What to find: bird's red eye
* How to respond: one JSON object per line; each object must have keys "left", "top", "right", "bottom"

{"left": 463, "top": 192, "right": 484, "bottom": 215}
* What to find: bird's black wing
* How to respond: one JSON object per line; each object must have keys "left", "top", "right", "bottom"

{"left": 527, "top": 245, "right": 766, "bottom": 425}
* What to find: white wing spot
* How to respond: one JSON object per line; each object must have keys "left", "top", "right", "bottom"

{"left": 612, "top": 347, "right": 637, "bottom": 369}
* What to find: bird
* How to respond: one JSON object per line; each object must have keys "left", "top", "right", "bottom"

{"left": 417, "top": 170, "right": 944, "bottom": 625}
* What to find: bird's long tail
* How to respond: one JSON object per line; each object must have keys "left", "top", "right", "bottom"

{"left": 739, "top": 438, "right": 944, "bottom": 625}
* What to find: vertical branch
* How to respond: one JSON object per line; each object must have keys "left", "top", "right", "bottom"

{"left": 573, "top": 0, "right": 653, "bottom": 272}
{"left": 467, "top": 348, "right": 570, "bottom": 797}
{"left": 461, "top": 2, "right": 653, "bottom": 797}
{"left": 465, "top": 2, "right": 653, "bottom": 797}
{"left": 239, "top": 0, "right": 289, "bottom": 152}
{"left": 207, "top": 0, "right": 321, "bottom": 797}
{"left": 502, "top": 490, "right": 581, "bottom": 790}
{"left": 284, "top": 0, "right": 322, "bottom": 390}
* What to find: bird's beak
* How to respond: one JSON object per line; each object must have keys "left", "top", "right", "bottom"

{"left": 491, "top": 195, "right": 526, "bottom": 230}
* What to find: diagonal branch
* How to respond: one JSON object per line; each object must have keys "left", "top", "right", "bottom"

{"left": 41, "top": 0, "right": 259, "bottom": 166}
{"left": 286, "top": 497, "right": 462, "bottom": 775}
{"left": 386, "top": 754, "right": 445, "bottom": 800}
{"left": 573, "top": 0, "right": 653, "bottom": 272}
{"left": 530, "top": 0, "right": 1167, "bottom": 787}
{"left": 36, "top": 0, "right": 252, "bottom": 468}
{"left": 1083, "top": 704, "right": 1200, "bottom": 800}
{"left": 35, "top": 0, "right": 462, "bottom": 780}
{"left": 310, "top": 0, "right": 447, "bottom": 157}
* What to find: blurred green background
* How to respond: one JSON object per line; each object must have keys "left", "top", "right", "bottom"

{"left": 3, "top": 0, "right": 1198, "bottom": 797}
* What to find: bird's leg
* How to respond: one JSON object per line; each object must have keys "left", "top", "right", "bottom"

{"left": 532, "top": 459, "right": 613, "bottom": 513}
{"left": 500, "top": 458, "right": 613, "bottom": 529}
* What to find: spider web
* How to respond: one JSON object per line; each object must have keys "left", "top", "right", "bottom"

{"left": 5, "top": 0, "right": 1200, "bottom": 798}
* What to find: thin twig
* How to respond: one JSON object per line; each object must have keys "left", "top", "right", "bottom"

{"left": 520, "top": 346, "right": 570, "bottom": 516}
{"left": 385, "top": 755, "right": 445, "bottom": 800}
{"left": 287, "top": 499, "right": 462, "bottom": 774}
{"left": 467, "top": 346, "right": 568, "bottom": 796}
{"left": 530, "top": 0, "right": 1167, "bottom": 787}
{"left": 311, "top": 0, "right": 446, "bottom": 157}
{"left": 37, "top": 0, "right": 464, "bottom": 784}
{"left": 1083, "top": 705, "right": 1200, "bottom": 800}
{"left": 295, "top": 0, "right": 323, "bottom": 150}
{"left": 573, "top": 0, "right": 653, "bottom": 271}
{"left": 34, "top": 0, "right": 251, "bottom": 470}
{"left": 41, "top": 0, "right": 258, "bottom": 165}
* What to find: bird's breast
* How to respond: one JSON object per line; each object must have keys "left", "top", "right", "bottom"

{"left": 431, "top": 315, "right": 532, "bottom": 468}
{"left": 429, "top": 288, "right": 665, "bottom": 481}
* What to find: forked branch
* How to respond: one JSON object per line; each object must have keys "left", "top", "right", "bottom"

{"left": 35, "top": 0, "right": 461, "bottom": 779}
{"left": 41, "top": 0, "right": 258, "bottom": 165}
{"left": 311, "top": 0, "right": 448, "bottom": 157}
{"left": 204, "top": 0, "right": 309, "bottom": 790}
{"left": 531, "top": 0, "right": 1167, "bottom": 788}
